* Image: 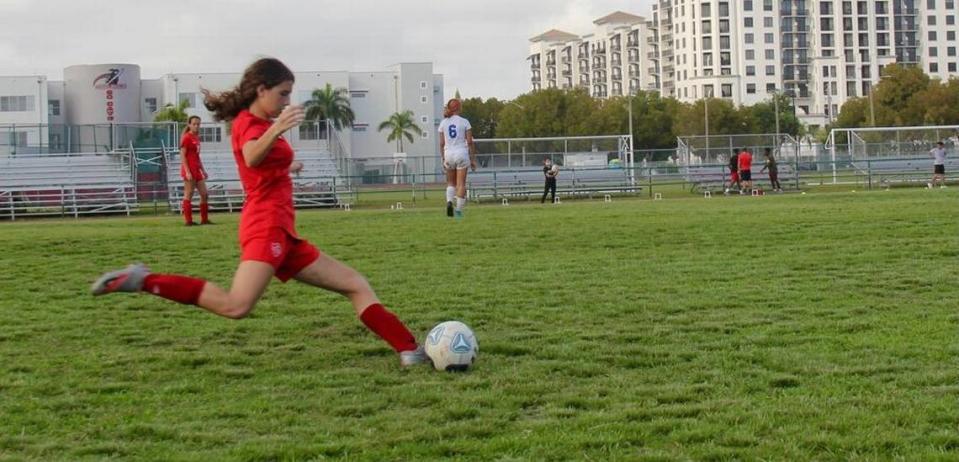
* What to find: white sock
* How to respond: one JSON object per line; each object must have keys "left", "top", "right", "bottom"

{"left": 446, "top": 186, "right": 455, "bottom": 203}
{"left": 456, "top": 196, "right": 466, "bottom": 211}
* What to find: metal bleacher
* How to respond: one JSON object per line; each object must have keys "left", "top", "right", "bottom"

{"left": 0, "top": 152, "right": 137, "bottom": 220}
{"left": 467, "top": 166, "right": 639, "bottom": 202}
{"left": 164, "top": 148, "right": 350, "bottom": 213}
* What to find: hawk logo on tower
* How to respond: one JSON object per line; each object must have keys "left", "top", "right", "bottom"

{"left": 93, "top": 68, "right": 127, "bottom": 90}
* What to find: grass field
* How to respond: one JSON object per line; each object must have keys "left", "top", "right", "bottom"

{"left": 1, "top": 189, "right": 957, "bottom": 461}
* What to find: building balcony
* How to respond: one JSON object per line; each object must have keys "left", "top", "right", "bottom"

{"left": 612, "top": 74, "right": 623, "bottom": 81}
{"left": 531, "top": 77, "right": 541, "bottom": 84}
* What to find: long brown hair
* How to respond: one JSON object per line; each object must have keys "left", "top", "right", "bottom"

{"left": 182, "top": 115, "right": 200, "bottom": 135}
{"left": 203, "top": 58, "right": 295, "bottom": 122}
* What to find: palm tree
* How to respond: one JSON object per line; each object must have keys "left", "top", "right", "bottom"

{"left": 378, "top": 111, "right": 423, "bottom": 153}
{"left": 153, "top": 99, "right": 190, "bottom": 124}
{"left": 304, "top": 83, "right": 355, "bottom": 130}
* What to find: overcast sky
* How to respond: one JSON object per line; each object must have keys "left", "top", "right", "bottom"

{"left": 0, "top": 0, "right": 654, "bottom": 100}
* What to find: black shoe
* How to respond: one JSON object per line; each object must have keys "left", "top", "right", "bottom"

{"left": 446, "top": 201, "right": 454, "bottom": 217}
{"left": 185, "top": 222, "right": 195, "bottom": 227}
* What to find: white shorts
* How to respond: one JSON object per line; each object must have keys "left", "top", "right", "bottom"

{"left": 444, "top": 152, "right": 470, "bottom": 170}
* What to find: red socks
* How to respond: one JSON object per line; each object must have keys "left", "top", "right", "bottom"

{"left": 359, "top": 303, "right": 418, "bottom": 352}
{"left": 142, "top": 274, "right": 206, "bottom": 305}
{"left": 200, "top": 202, "right": 209, "bottom": 224}
{"left": 182, "top": 200, "right": 193, "bottom": 225}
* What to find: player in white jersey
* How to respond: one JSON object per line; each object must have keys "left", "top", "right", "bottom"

{"left": 928, "top": 141, "right": 947, "bottom": 189}
{"left": 438, "top": 99, "right": 476, "bottom": 218}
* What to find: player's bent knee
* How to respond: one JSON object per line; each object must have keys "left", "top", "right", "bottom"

{"left": 222, "top": 300, "right": 255, "bottom": 319}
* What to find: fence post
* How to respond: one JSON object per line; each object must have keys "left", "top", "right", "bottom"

{"left": 867, "top": 159, "right": 872, "bottom": 190}
{"left": 648, "top": 168, "right": 653, "bottom": 199}
{"left": 411, "top": 173, "right": 416, "bottom": 204}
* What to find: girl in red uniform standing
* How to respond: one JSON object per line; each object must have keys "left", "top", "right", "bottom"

{"left": 91, "top": 58, "right": 426, "bottom": 366}
{"left": 180, "top": 115, "right": 211, "bottom": 226}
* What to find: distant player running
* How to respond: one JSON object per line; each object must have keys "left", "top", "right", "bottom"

{"left": 90, "top": 58, "right": 427, "bottom": 367}
{"left": 180, "top": 115, "right": 211, "bottom": 226}
{"left": 929, "top": 141, "right": 946, "bottom": 189}
{"left": 438, "top": 99, "right": 476, "bottom": 219}
{"left": 725, "top": 149, "right": 741, "bottom": 195}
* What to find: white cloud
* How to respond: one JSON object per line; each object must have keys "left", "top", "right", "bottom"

{"left": 2, "top": 0, "right": 654, "bottom": 99}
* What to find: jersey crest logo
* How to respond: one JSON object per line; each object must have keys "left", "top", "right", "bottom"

{"left": 271, "top": 242, "right": 283, "bottom": 258}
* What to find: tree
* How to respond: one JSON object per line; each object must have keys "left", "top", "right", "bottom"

{"left": 461, "top": 97, "right": 506, "bottom": 139}
{"left": 496, "top": 88, "right": 599, "bottom": 138}
{"left": 872, "top": 64, "right": 931, "bottom": 126}
{"left": 153, "top": 100, "right": 189, "bottom": 124}
{"left": 304, "top": 83, "right": 355, "bottom": 130}
{"left": 378, "top": 110, "right": 422, "bottom": 153}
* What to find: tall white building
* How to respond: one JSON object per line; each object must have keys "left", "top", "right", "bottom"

{"left": 532, "top": 1, "right": 959, "bottom": 129}
{"left": 528, "top": 12, "right": 658, "bottom": 98}
{"left": 0, "top": 62, "right": 445, "bottom": 173}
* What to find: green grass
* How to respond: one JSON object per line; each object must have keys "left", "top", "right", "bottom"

{"left": 1, "top": 190, "right": 957, "bottom": 461}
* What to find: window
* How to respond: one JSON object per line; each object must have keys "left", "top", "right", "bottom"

{"left": 950, "top": 62, "right": 957, "bottom": 72}
{"left": 719, "top": 2, "right": 729, "bottom": 17}
{"left": 947, "top": 16, "right": 955, "bottom": 25}
{"left": 747, "top": 83, "right": 757, "bottom": 94}
{"left": 745, "top": 17, "right": 753, "bottom": 27}
{"left": 703, "top": 52, "right": 713, "bottom": 66}
{"left": 198, "top": 126, "right": 221, "bottom": 143}
{"left": 745, "top": 0, "right": 753, "bottom": 10}
{"left": 766, "top": 83, "right": 776, "bottom": 93}
{"left": 420, "top": 81, "right": 428, "bottom": 89}
{"left": 930, "top": 47, "right": 938, "bottom": 57}
{"left": 766, "top": 65, "right": 776, "bottom": 75}
{"left": 746, "top": 65, "right": 756, "bottom": 75}
{"left": 765, "top": 49, "right": 775, "bottom": 59}
{"left": 746, "top": 49, "right": 755, "bottom": 60}
{"left": 420, "top": 96, "right": 428, "bottom": 103}
{"left": 721, "top": 84, "right": 732, "bottom": 97}
{"left": 765, "top": 33, "right": 774, "bottom": 44}
{"left": 703, "top": 36, "right": 713, "bottom": 49}
{"left": 929, "top": 31, "right": 937, "bottom": 41}
{"left": 764, "top": 0, "right": 773, "bottom": 11}
{"left": 930, "top": 63, "right": 939, "bottom": 72}
{"left": 745, "top": 33, "right": 754, "bottom": 44}
{"left": 420, "top": 115, "right": 428, "bottom": 124}
{"left": 949, "top": 31, "right": 956, "bottom": 40}
{"left": 719, "top": 20, "right": 729, "bottom": 33}
{"left": 48, "top": 99, "right": 60, "bottom": 116}
{"left": 821, "top": 1, "right": 832, "bottom": 14}
{"left": 421, "top": 131, "right": 429, "bottom": 140}
{"left": 764, "top": 17, "right": 773, "bottom": 27}
{"left": 0, "top": 95, "right": 35, "bottom": 112}
{"left": 179, "top": 92, "right": 198, "bottom": 108}
{"left": 928, "top": 15, "right": 936, "bottom": 26}
{"left": 720, "top": 52, "right": 731, "bottom": 66}
{"left": 702, "top": 20, "right": 712, "bottom": 33}
{"left": 144, "top": 97, "right": 157, "bottom": 113}
{"left": 949, "top": 47, "right": 957, "bottom": 57}
{"left": 703, "top": 84, "right": 715, "bottom": 97}
{"left": 701, "top": 3, "right": 711, "bottom": 16}
{"left": 9, "top": 132, "right": 27, "bottom": 147}
{"left": 350, "top": 91, "right": 367, "bottom": 98}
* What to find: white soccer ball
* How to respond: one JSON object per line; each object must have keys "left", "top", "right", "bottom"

{"left": 424, "top": 321, "right": 478, "bottom": 372}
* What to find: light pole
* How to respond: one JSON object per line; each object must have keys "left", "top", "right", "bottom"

{"left": 769, "top": 88, "right": 781, "bottom": 153}
{"left": 704, "top": 95, "right": 710, "bottom": 162}
{"left": 628, "top": 88, "right": 635, "bottom": 185}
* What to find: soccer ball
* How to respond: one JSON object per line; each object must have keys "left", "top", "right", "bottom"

{"left": 424, "top": 321, "right": 478, "bottom": 372}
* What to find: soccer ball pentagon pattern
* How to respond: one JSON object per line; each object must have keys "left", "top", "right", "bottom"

{"left": 424, "top": 321, "right": 478, "bottom": 371}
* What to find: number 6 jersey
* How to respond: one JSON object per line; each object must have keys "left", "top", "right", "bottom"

{"left": 438, "top": 115, "right": 472, "bottom": 156}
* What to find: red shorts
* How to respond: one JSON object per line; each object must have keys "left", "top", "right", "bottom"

{"left": 181, "top": 163, "right": 208, "bottom": 182}
{"left": 241, "top": 229, "right": 321, "bottom": 282}
{"left": 730, "top": 171, "right": 740, "bottom": 182}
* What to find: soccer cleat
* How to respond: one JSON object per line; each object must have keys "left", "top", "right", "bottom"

{"left": 446, "top": 201, "right": 454, "bottom": 217}
{"left": 91, "top": 263, "right": 150, "bottom": 296}
{"left": 454, "top": 209, "right": 463, "bottom": 219}
{"left": 399, "top": 345, "right": 429, "bottom": 367}
{"left": 927, "top": 183, "right": 934, "bottom": 189}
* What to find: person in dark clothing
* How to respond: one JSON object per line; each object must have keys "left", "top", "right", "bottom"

{"left": 760, "top": 148, "right": 782, "bottom": 192}
{"left": 541, "top": 157, "right": 558, "bottom": 204}
{"left": 724, "top": 149, "right": 741, "bottom": 195}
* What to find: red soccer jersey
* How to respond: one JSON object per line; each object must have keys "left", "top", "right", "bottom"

{"left": 180, "top": 132, "right": 201, "bottom": 169}
{"left": 738, "top": 151, "right": 753, "bottom": 171}
{"left": 231, "top": 110, "right": 296, "bottom": 243}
